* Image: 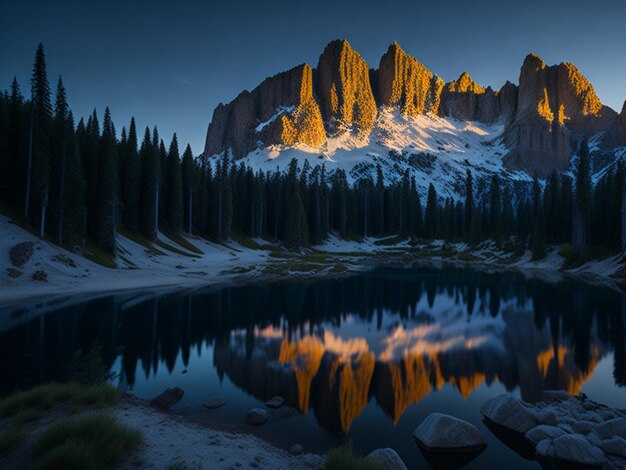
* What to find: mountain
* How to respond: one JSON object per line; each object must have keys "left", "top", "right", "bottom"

{"left": 202, "top": 39, "right": 624, "bottom": 189}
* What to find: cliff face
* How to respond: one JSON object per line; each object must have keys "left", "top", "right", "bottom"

{"left": 618, "top": 101, "right": 626, "bottom": 147}
{"left": 316, "top": 39, "right": 377, "bottom": 134}
{"left": 202, "top": 41, "right": 623, "bottom": 178}
{"left": 377, "top": 42, "right": 443, "bottom": 116}
{"left": 203, "top": 64, "right": 325, "bottom": 157}
{"left": 504, "top": 54, "right": 617, "bottom": 176}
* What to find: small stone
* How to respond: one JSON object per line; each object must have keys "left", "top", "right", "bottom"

{"left": 204, "top": 396, "right": 227, "bottom": 409}
{"left": 32, "top": 270, "right": 48, "bottom": 282}
{"left": 586, "top": 431, "right": 602, "bottom": 447}
{"left": 525, "top": 425, "right": 566, "bottom": 447}
{"left": 594, "top": 417, "right": 626, "bottom": 440}
{"left": 150, "top": 387, "right": 184, "bottom": 409}
{"left": 6, "top": 267, "right": 22, "bottom": 278}
{"left": 254, "top": 454, "right": 263, "bottom": 462}
{"left": 365, "top": 448, "right": 407, "bottom": 470}
{"left": 557, "top": 423, "right": 573, "bottom": 434}
{"left": 302, "top": 454, "right": 324, "bottom": 468}
{"left": 535, "top": 438, "right": 552, "bottom": 458}
{"left": 583, "top": 401, "right": 598, "bottom": 411}
{"left": 540, "top": 390, "right": 569, "bottom": 404}
{"left": 246, "top": 408, "right": 269, "bottom": 426}
{"left": 480, "top": 394, "right": 536, "bottom": 434}
{"left": 550, "top": 434, "right": 605, "bottom": 467}
{"left": 413, "top": 413, "right": 487, "bottom": 451}
{"left": 289, "top": 444, "right": 303, "bottom": 455}
{"left": 265, "top": 396, "right": 284, "bottom": 408}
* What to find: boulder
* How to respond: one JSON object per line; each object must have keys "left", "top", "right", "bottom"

{"left": 265, "top": 396, "right": 284, "bottom": 408}
{"left": 289, "top": 444, "right": 303, "bottom": 455}
{"left": 549, "top": 434, "right": 605, "bottom": 467}
{"left": 203, "top": 396, "right": 227, "bottom": 409}
{"left": 10, "top": 241, "right": 34, "bottom": 267}
{"left": 594, "top": 417, "right": 626, "bottom": 440}
{"left": 365, "top": 448, "right": 407, "bottom": 470}
{"left": 413, "top": 413, "right": 487, "bottom": 452}
{"left": 480, "top": 394, "right": 536, "bottom": 434}
{"left": 533, "top": 407, "right": 558, "bottom": 426}
{"left": 32, "top": 270, "right": 48, "bottom": 282}
{"left": 525, "top": 425, "right": 567, "bottom": 447}
{"left": 150, "top": 387, "right": 184, "bottom": 409}
{"left": 246, "top": 408, "right": 269, "bottom": 426}
{"left": 599, "top": 436, "right": 626, "bottom": 458}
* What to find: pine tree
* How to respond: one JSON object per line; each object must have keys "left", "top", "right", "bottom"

{"left": 573, "top": 139, "right": 591, "bottom": 247}
{"left": 140, "top": 127, "right": 158, "bottom": 239}
{"left": 121, "top": 117, "right": 140, "bottom": 231}
{"left": 62, "top": 111, "right": 85, "bottom": 246}
{"left": 464, "top": 169, "right": 476, "bottom": 243}
{"left": 28, "top": 43, "right": 53, "bottom": 238}
{"left": 164, "top": 133, "right": 183, "bottom": 233}
{"left": 489, "top": 174, "right": 502, "bottom": 245}
{"left": 7, "top": 78, "right": 26, "bottom": 208}
{"left": 424, "top": 183, "right": 439, "bottom": 239}
{"left": 181, "top": 144, "right": 194, "bottom": 235}
{"left": 51, "top": 77, "right": 69, "bottom": 244}
{"left": 96, "top": 107, "right": 118, "bottom": 252}
{"left": 531, "top": 176, "right": 546, "bottom": 260}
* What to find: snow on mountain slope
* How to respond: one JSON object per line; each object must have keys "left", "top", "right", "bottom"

{"left": 225, "top": 108, "right": 534, "bottom": 200}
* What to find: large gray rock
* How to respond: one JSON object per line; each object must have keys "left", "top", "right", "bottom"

{"left": 246, "top": 408, "right": 269, "bottom": 426}
{"left": 594, "top": 417, "right": 626, "bottom": 440}
{"left": 413, "top": 413, "right": 487, "bottom": 452}
{"left": 365, "top": 448, "right": 407, "bottom": 470}
{"left": 10, "top": 241, "right": 34, "bottom": 267}
{"left": 525, "top": 425, "right": 567, "bottom": 447}
{"left": 480, "top": 394, "right": 536, "bottom": 434}
{"left": 549, "top": 434, "right": 605, "bottom": 467}
{"left": 599, "top": 435, "right": 626, "bottom": 458}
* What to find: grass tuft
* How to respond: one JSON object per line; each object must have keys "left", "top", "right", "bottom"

{"left": 0, "top": 383, "right": 118, "bottom": 418}
{"left": 0, "top": 424, "right": 26, "bottom": 456}
{"left": 32, "top": 414, "right": 141, "bottom": 470}
{"left": 325, "top": 444, "right": 379, "bottom": 470}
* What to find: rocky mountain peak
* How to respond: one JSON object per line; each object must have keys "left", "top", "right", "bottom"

{"left": 504, "top": 52, "right": 617, "bottom": 176}
{"left": 316, "top": 39, "right": 377, "bottom": 134}
{"left": 618, "top": 101, "right": 626, "bottom": 147}
{"left": 446, "top": 71, "right": 485, "bottom": 94}
{"left": 377, "top": 41, "right": 443, "bottom": 116}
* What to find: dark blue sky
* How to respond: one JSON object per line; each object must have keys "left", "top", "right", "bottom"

{"left": 2, "top": 0, "right": 625, "bottom": 153}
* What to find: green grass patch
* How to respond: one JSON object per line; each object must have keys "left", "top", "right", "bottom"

{"left": 166, "top": 233, "right": 204, "bottom": 255}
{"left": 0, "top": 424, "right": 26, "bottom": 456}
{"left": 32, "top": 414, "right": 141, "bottom": 470}
{"left": 84, "top": 239, "right": 117, "bottom": 269}
{"left": 325, "top": 444, "right": 378, "bottom": 470}
{"left": 456, "top": 252, "right": 479, "bottom": 262}
{"left": 560, "top": 244, "right": 618, "bottom": 269}
{"left": 221, "top": 266, "right": 254, "bottom": 275}
{"left": 269, "top": 250, "right": 294, "bottom": 259}
{"left": 118, "top": 228, "right": 153, "bottom": 250}
{"left": 230, "top": 230, "right": 268, "bottom": 250}
{"left": 0, "top": 383, "right": 118, "bottom": 418}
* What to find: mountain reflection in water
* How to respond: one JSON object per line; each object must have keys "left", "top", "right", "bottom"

{"left": 1, "top": 265, "right": 624, "bottom": 438}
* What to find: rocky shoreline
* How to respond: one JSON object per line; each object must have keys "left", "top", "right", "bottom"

{"left": 142, "top": 386, "right": 626, "bottom": 470}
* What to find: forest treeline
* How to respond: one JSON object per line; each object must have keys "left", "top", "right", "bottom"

{"left": 0, "top": 45, "right": 624, "bottom": 258}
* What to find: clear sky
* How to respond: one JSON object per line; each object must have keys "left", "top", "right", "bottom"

{"left": 1, "top": 0, "right": 625, "bottom": 154}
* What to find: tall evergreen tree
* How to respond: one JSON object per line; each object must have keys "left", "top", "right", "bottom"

{"left": 574, "top": 139, "right": 592, "bottom": 247}
{"left": 181, "top": 144, "right": 194, "bottom": 235}
{"left": 164, "top": 133, "right": 183, "bottom": 233}
{"left": 121, "top": 117, "right": 140, "bottom": 231}
{"left": 424, "top": 183, "right": 439, "bottom": 239}
{"left": 140, "top": 127, "right": 159, "bottom": 239}
{"left": 96, "top": 107, "right": 118, "bottom": 252}
{"left": 28, "top": 43, "right": 53, "bottom": 238}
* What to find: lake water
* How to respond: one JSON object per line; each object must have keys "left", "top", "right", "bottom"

{"left": 1, "top": 264, "right": 624, "bottom": 469}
